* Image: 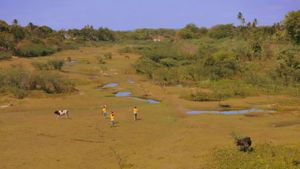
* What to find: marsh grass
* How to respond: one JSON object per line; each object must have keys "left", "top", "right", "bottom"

{"left": 213, "top": 144, "right": 300, "bottom": 169}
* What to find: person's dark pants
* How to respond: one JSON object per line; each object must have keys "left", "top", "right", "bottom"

{"left": 134, "top": 113, "right": 137, "bottom": 121}
{"left": 111, "top": 120, "right": 115, "bottom": 127}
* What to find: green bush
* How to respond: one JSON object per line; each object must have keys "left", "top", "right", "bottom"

{"left": 134, "top": 57, "right": 160, "bottom": 79}
{"left": 208, "top": 24, "right": 235, "bottom": 39}
{"left": 31, "top": 71, "right": 75, "bottom": 94}
{"left": 15, "top": 41, "right": 57, "bottom": 57}
{"left": 10, "top": 88, "right": 28, "bottom": 99}
{"left": 32, "top": 62, "right": 50, "bottom": 70}
{"left": 32, "top": 59, "right": 64, "bottom": 70}
{"left": 214, "top": 144, "right": 300, "bottom": 169}
{"left": 0, "top": 51, "right": 11, "bottom": 60}
{"left": 185, "top": 91, "right": 218, "bottom": 101}
{"left": 204, "top": 50, "right": 240, "bottom": 79}
{"left": 47, "top": 59, "right": 64, "bottom": 70}
{"left": 0, "top": 66, "right": 75, "bottom": 98}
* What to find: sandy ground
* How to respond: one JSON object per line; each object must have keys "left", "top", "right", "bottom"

{"left": 0, "top": 45, "right": 300, "bottom": 169}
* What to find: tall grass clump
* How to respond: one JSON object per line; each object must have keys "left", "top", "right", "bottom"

{"left": 32, "top": 59, "right": 64, "bottom": 70}
{"left": 0, "top": 66, "right": 74, "bottom": 98}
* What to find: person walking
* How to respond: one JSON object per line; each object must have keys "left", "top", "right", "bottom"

{"left": 102, "top": 105, "right": 108, "bottom": 118}
{"left": 110, "top": 111, "right": 115, "bottom": 127}
{"left": 133, "top": 106, "right": 138, "bottom": 121}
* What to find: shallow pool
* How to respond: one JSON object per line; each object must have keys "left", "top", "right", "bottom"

{"left": 130, "top": 97, "right": 160, "bottom": 104}
{"left": 186, "top": 108, "right": 276, "bottom": 115}
{"left": 103, "top": 83, "right": 118, "bottom": 88}
{"left": 146, "top": 99, "right": 160, "bottom": 104}
{"left": 115, "top": 91, "right": 132, "bottom": 97}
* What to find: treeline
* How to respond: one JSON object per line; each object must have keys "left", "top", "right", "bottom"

{"left": 0, "top": 21, "right": 116, "bottom": 59}
{"left": 1, "top": 10, "right": 299, "bottom": 59}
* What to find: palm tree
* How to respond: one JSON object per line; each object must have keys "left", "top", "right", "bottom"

{"left": 28, "top": 22, "right": 34, "bottom": 28}
{"left": 12, "top": 19, "right": 18, "bottom": 26}
{"left": 237, "top": 12, "right": 245, "bottom": 26}
{"left": 252, "top": 18, "right": 258, "bottom": 27}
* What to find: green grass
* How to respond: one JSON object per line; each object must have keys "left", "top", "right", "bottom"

{"left": 214, "top": 144, "right": 300, "bottom": 169}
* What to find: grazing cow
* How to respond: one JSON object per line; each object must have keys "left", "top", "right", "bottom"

{"left": 235, "top": 137, "right": 252, "bottom": 152}
{"left": 54, "top": 110, "right": 70, "bottom": 119}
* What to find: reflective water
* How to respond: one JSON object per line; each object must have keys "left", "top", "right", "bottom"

{"left": 130, "top": 97, "right": 160, "bottom": 104}
{"left": 103, "top": 83, "right": 118, "bottom": 88}
{"left": 146, "top": 99, "right": 160, "bottom": 104}
{"left": 115, "top": 91, "right": 132, "bottom": 97}
{"left": 187, "top": 108, "right": 276, "bottom": 115}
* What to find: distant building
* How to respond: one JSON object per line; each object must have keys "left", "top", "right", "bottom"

{"left": 152, "top": 35, "right": 165, "bottom": 42}
{"left": 63, "top": 33, "right": 71, "bottom": 40}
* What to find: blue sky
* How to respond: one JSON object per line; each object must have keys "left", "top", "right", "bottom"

{"left": 0, "top": 0, "right": 299, "bottom": 30}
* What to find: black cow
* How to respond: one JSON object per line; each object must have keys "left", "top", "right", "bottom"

{"left": 235, "top": 137, "right": 252, "bottom": 152}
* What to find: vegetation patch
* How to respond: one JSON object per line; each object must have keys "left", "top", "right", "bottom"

{"left": 0, "top": 66, "right": 75, "bottom": 98}
{"left": 213, "top": 144, "right": 300, "bottom": 169}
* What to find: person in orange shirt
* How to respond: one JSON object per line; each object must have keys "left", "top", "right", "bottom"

{"left": 110, "top": 111, "right": 115, "bottom": 127}
{"left": 102, "top": 105, "right": 108, "bottom": 118}
{"left": 133, "top": 106, "right": 138, "bottom": 121}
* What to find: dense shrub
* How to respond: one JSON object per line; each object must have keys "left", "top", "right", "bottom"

{"left": 31, "top": 71, "right": 74, "bottom": 94}
{"left": 184, "top": 91, "right": 218, "bottom": 101}
{"left": 47, "top": 59, "right": 64, "bottom": 70}
{"left": 32, "top": 59, "right": 64, "bottom": 70}
{"left": 284, "top": 10, "right": 300, "bottom": 44}
{"left": 15, "top": 40, "right": 57, "bottom": 57}
{"left": 134, "top": 56, "right": 160, "bottom": 79}
{"left": 0, "top": 66, "right": 74, "bottom": 98}
{"left": 204, "top": 50, "right": 240, "bottom": 79}
{"left": 0, "top": 51, "right": 11, "bottom": 60}
{"left": 208, "top": 24, "right": 235, "bottom": 39}
{"left": 275, "top": 48, "right": 300, "bottom": 85}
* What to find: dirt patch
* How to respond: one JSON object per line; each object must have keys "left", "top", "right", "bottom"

{"left": 272, "top": 119, "right": 300, "bottom": 127}
{"left": 37, "top": 133, "right": 57, "bottom": 138}
{"left": 71, "top": 138, "right": 103, "bottom": 144}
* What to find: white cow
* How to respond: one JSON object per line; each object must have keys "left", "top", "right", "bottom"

{"left": 54, "top": 110, "right": 70, "bottom": 118}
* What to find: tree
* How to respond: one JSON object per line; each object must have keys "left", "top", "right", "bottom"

{"left": 97, "top": 27, "right": 115, "bottom": 41}
{"left": 12, "top": 19, "right": 18, "bottom": 26}
{"left": 33, "top": 26, "right": 53, "bottom": 38}
{"left": 208, "top": 24, "right": 235, "bottom": 39}
{"left": 237, "top": 12, "right": 246, "bottom": 27}
{"left": 176, "top": 23, "right": 200, "bottom": 39}
{"left": 204, "top": 50, "right": 240, "bottom": 79}
{"left": 284, "top": 10, "right": 300, "bottom": 44}
{"left": 27, "top": 22, "right": 37, "bottom": 31}
{"left": 0, "top": 20, "right": 9, "bottom": 32}
{"left": 10, "top": 25, "right": 26, "bottom": 41}
{"left": 252, "top": 18, "right": 258, "bottom": 28}
{"left": 276, "top": 48, "right": 300, "bottom": 85}
{"left": 0, "top": 32, "right": 15, "bottom": 50}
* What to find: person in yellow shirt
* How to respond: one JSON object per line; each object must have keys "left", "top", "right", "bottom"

{"left": 133, "top": 106, "right": 138, "bottom": 121}
{"left": 110, "top": 111, "right": 115, "bottom": 127}
{"left": 102, "top": 105, "right": 108, "bottom": 118}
